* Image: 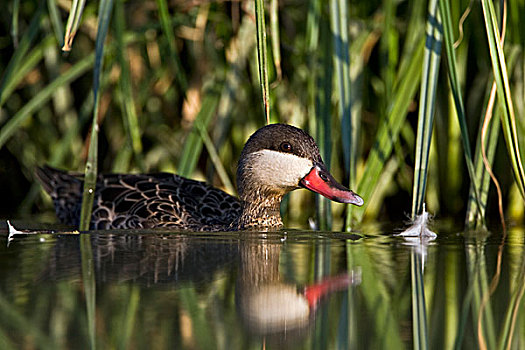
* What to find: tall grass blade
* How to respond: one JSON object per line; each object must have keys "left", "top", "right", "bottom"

{"left": 50, "top": 88, "right": 95, "bottom": 166}
{"left": 400, "top": 0, "right": 425, "bottom": 72}
{"left": 379, "top": 0, "right": 397, "bottom": 104}
{"left": 47, "top": 0, "right": 64, "bottom": 47}
{"left": 330, "top": 0, "right": 353, "bottom": 185}
{"left": 305, "top": 0, "right": 331, "bottom": 229}
{"left": 344, "top": 30, "right": 368, "bottom": 229}
{"left": 177, "top": 88, "right": 220, "bottom": 177}
{"left": 480, "top": 0, "right": 525, "bottom": 200}
{"left": 315, "top": 120, "right": 333, "bottom": 230}
{"left": 269, "top": 0, "right": 281, "bottom": 81}
{"left": 79, "top": 0, "right": 114, "bottom": 231}
{"left": 314, "top": 20, "right": 333, "bottom": 231}
{"left": 438, "top": 0, "right": 484, "bottom": 219}
{"left": 464, "top": 12, "right": 503, "bottom": 228}
{"left": 255, "top": 0, "right": 271, "bottom": 124}
{"left": 0, "top": 35, "right": 55, "bottom": 108}
{"left": 115, "top": 0, "right": 144, "bottom": 172}
{"left": 330, "top": 0, "right": 357, "bottom": 229}
{"left": 466, "top": 5, "right": 520, "bottom": 228}
{"left": 411, "top": 0, "right": 442, "bottom": 218}
{"left": 62, "top": 0, "right": 87, "bottom": 51}
{"left": 0, "top": 53, "right": 94, "bottom": 149}
{"left": 155, "top": 0, "right": 187, "bottom": 92}
{"left": 195, "top": 122, "right": 235, "bottom": 194}
{"left": 466, "top": 89, "right": 501, "bottom": 228}
{"left": 353, "top": 39, "right": 425, "bottom": 223}
{"left": 0, "top": 0, "right": 45, "bottom": 109}
{"left": 213, "top": 9, "right": 256, "bottom": 131}
{"left": 306, "top": 0, "right": 321, "bottom": 52}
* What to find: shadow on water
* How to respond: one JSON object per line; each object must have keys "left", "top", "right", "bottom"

{"left": 0, "top": 222, "right": 523, "bottom": 349}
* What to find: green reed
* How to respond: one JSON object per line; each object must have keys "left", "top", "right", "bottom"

{"left": 78, "top": 0, "right": 113, "bottom": 231}
{"left": 480, "top": 0, "right": 525, "bottom": 199}
{"left": 155, "top": 0, "right": 187, "bottom": 92}
{"left": 114, "top": 0, "right": 144, "bottom": 172}
{"left": 255, "top": 0, "right": 270, "bottom": 124}
{"left": 62, "top": 0, "right": 86, "bottom": 51}
{"left": 439, "top": 0, "right": 484, "bottom": 223}
{"left": 411, "top": 0, "right": 442, "bottom": 219}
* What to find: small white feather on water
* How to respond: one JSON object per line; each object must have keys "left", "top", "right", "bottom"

{"left": 397, "top": 204, "right": 437, "bottom": 238}
{"left": 7, "top": 220, "right": 24, "bottom": 246}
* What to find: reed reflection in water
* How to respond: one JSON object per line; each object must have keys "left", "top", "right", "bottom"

{"left": 0, "top": 224, "right": 523, "bottom": 349}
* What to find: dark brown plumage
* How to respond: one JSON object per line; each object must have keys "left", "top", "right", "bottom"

{"left": 37, "top": 124, "right": 363, "bottom": 231}
{"left": 36, "top": 167, "right": 241, "bottom": 230}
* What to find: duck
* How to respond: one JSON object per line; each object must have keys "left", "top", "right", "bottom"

{"left": 36, "top": 124, "right": 363, "bottom": 231}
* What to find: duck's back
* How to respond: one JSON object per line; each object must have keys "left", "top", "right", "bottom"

{"left": 36, "top": 166, "right": 241, "bottom": 230}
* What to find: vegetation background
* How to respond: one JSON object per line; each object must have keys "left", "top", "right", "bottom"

{"left": 0, "top": 2, "right": 524, "bottom": 349}
{"left": 0, "top": 0, "right": 523, "bottom": 230}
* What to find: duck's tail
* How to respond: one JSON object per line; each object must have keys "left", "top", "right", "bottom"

{"left": 35, "top": 165, "right": 59, "bottom": 195}
{"left": 35, "top": 165, "right": 83, "bottom": 225}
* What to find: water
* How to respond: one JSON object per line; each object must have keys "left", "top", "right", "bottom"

{"left": 0, "top": 222, "right": 523, "bottom": 349}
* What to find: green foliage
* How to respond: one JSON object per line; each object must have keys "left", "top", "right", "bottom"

{"left": 0, "top": 0, "right": 523, "bottom": 228}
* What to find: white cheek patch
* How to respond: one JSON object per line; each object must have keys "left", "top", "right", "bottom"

{"left": 247, "top": 150, "right": 313, "bottom": 188}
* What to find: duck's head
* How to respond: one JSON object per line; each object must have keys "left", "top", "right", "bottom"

{"left": 236, "top": 124, "right": 363, "bottom": 207}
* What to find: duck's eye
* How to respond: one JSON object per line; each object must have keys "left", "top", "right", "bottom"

{"left": 279, "top": 142, "right": 293, "bottom": 153}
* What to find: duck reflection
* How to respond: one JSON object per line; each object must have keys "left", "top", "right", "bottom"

{"left": 45, "top": 231, "right": 359, "bottom": 341}
{"left": 47, "top": 232, "right": 238, "bottom": 285}
{"left": 236, "top": 233, "right": 359, "bottom": 340}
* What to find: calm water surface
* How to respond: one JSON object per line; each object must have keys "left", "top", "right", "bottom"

{"left": 0, "top": 222, "right": 523, "bottom": 349}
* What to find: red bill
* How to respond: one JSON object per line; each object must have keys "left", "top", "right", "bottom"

{"left": 300, "top": 164, "right": 364, "bottom": 206}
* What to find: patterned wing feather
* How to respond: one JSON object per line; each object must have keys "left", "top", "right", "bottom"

{"left": 37, "top": 166, "right": 241, "bottom": 230}
{"left": 93, "top": 173, "right": 241, "bottom": 230}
